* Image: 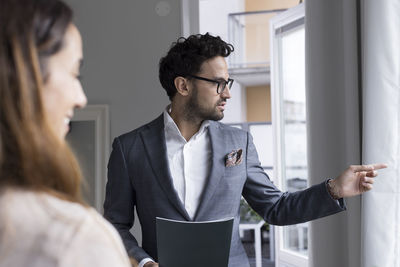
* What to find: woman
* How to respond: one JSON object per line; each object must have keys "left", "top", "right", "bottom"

{"left": 0, "top": 0, "right": 131, "bottom": 266}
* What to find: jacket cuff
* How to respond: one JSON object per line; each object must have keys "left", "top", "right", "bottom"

{"left": 324, "top": 179, "right": 346, "bottom": 210}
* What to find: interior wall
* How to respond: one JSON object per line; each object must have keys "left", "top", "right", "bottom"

{"left": 65, "top": 0, "right": 181, "bottom": 138}
{"left": 64, "top": 0, "right": 182, "bottom": 245}
{"left": 306, "top": 0, "right": 361, "bottom": 266}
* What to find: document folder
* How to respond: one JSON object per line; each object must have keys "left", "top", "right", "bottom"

{"left": 156, "top": 217, "right": 234, "bottom": 267}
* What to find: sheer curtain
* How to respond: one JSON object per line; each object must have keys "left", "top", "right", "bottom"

{"left": 306, "top": 0, "right": 399, "bottom": 266}
{"left": 361, "top": 1, "right": 400, "bottom": 266}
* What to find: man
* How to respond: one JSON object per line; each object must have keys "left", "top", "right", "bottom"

{"left": 104, "top": 33, "right": 386, "bottom": 267}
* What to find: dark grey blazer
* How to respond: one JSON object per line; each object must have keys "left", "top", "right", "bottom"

{"left": 104, "top": 114, "right": 345, "bottom": 267}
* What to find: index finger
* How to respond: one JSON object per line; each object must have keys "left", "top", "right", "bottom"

{"left": 351, "top": 163, "right": 387, "bottom": 172}
{"left": 371, "top": 163, "right": 388, "bottom": 170}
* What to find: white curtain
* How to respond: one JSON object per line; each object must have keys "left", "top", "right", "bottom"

{"left": 307, "top": 0, "right": 400, "bottom": 266}
{"left": 361, "top": 1, "right": 400, "bottom": 266}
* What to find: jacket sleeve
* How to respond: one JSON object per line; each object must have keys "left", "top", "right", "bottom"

{"left": 103, "top": 137, "right": 152, "bottom": 262}
{"left": 242, "top": 132, "right": 346, "bottom": 225}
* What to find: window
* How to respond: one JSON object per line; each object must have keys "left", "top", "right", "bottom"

{"left": 270, "top": 4, "right": 308, "bottom": 267}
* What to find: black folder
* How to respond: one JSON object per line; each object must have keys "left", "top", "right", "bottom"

{"left": 156, "top": 217, "right": 234, "bottom": 267}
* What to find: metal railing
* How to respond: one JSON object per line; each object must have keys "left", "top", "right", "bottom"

{"left": 228, "top": 9, "right": 286, "bottom": 69}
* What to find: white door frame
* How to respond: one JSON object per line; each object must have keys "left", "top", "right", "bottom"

{"left": 71, "top": 105, "right": 110, "bottom": 212}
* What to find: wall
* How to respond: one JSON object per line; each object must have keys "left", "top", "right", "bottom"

{"left": 222, "top": 82, "right": 247, "bottom": 123}
{"left": 65, "top": 0, "right": 181, "bottom": 138}
{"left": 199, "top": 0, "right": 244, "bottom": 42}
{"left": 245, "top": 0, "right": 298, "bottom": 11}
{"left": 245, "top": 0, "right": 298, "bottom": 64}
{"left": 244, "top": 13, "right": 276, "bottom": 65}
{"left": 243, "top": 0, "right": 299, "bottom": 122}
{"left": 199, "top": 0, "right": 246, "bottom": 124}
{"left": 246, "top": 85, "right": 271, "bottom": 122}
{"left": 306, "top": 0, "right": 361, "bottom": 266}
{"left": 64, "top": 0, "right": 182, "bottom": 245}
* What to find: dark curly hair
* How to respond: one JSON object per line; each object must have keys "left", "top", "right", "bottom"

{"left": 159, "top": 33, "right": 234, "bottom": 100}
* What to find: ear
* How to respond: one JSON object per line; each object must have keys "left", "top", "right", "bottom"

{"left": 174, "top": 76, "right": 190, "bottom": 97}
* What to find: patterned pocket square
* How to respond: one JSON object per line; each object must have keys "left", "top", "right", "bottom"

{"left": 225, "top": 149, "right": 243, "bottom": 167}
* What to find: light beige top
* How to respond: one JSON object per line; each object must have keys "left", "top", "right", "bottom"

{"left": 0, "top": 189, "right": 131, "bottom": 267}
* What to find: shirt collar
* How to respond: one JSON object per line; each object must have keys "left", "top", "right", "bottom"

{"left": 163, "top": 105, "right": 210, "bottom": 140}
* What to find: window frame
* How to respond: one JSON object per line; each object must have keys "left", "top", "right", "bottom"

{"left": 270, "top": 3, "right": 308, "bottom": 267}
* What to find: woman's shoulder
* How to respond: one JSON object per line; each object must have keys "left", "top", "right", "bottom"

{"left": 0, "top": 188, "right": 91, "bottom": 226}
{"left": 0, "top": 189, "right": 130, "bottom": 267}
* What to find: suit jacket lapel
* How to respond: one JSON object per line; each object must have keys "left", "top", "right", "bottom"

{"left": 194, "top": 121, "right": 226, "bottom": 220}
{"left": 140, "top": 114, "right": 191, "bottom": 221}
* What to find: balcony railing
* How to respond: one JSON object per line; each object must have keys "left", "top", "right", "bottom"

{"left": 228, "top": 9, "right": 286, "bottom": 70}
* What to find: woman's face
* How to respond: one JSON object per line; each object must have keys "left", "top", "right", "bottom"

{"left": 42, "top": 23, "right": 87, "bottom": 139}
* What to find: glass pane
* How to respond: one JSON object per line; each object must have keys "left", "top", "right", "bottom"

{"left": 249, "top": 124, "right": 273, "bottom": 167}
{"left": 228, "top": 12, "right": 281, "bottom": 69}
{"left": 279, "top": 25, "right": 309, "bottom": 255}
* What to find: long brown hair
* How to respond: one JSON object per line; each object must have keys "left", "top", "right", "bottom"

{"left": 0, "top": 0, "right": 84, "bottom": 203}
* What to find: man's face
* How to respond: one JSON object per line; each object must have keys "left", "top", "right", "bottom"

{"left": 185, "top": 56, "right": 232, "bottom": 121}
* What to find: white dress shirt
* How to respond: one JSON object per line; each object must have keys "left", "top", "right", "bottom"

{"left": 139, "top": 108, "right": 212, "bottom": 267}
{"left": 163, "top": 107, "right": 212, "bottom": 219}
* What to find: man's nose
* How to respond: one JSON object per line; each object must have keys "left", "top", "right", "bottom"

{"left": 220, "top": 85, "right": 231, "bottom": 99}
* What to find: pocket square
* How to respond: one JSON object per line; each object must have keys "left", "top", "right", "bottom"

{"left": 225, "top": 149, "right": 243, "bottom": 167}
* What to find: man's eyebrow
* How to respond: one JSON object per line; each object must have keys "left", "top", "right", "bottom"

{"left": 213, "top": 76, "right": 230, "bottom": 81}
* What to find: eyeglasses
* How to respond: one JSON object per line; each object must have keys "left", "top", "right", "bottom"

{"left": 187, "top": 74, "right": 234, "bottom": 94}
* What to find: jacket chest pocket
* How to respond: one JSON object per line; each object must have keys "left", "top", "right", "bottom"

{"left": 223, "top": 164, "right": 246, "bottom": 180}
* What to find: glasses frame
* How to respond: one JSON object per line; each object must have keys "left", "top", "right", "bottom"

{"left": 187, "top": 74, "right": 234, "bottom": 94}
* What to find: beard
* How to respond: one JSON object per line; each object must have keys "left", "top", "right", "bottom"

{"left": 184, "top": 85, "right": 226, "bottom": 122}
